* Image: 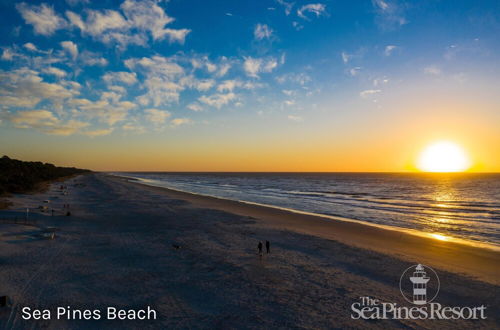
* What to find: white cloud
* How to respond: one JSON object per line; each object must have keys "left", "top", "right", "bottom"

{"left": 360, "top": 89, "right": 381, "bottom": 98}
{"left": 108, "top": 85, "right": 127, "bottom": 94}
{"left": 384, "top": 45, "right": 398, "bottom": 56}
{"left": 65, "top": 0, "right": 90, "bottom": 6}
{"left": 349, "top": 67, "right": 362, "bottom": 76}
{"left": 171, "top": 118, "right": 192, "bottom": 126}
{"left": 292, "top": 21, "right": 304, "bottom": 31}
{"left": 122, "top": 122, "right": 145, "bottom": 133}
{"left": 287, "top": 115, "right": 303, "bottom": 122}
{"left": 217, "top": 80, "right": 239, "bottom": 92}
{"left": 138, "top": 78, "right": 182, "bottom": 106}
{"left": 215, "top": 79, "right": 262, "bottom": 92}
{"left": 373, "top": 0, "right": 389, "bottom": 10}
{"left": 46, "top": 120, "right": 89, "bottom": 135}
{"left": 276, "top": 0, "right": 294, "bottom": 15}
{"left": 85, "top": 9, "right": 129, "bottom": 35}
{"left": 423, "top": 65, "right": 441, "bottom": 75}
{"left": 125, "top": 55, "right": 186, "bottom": 106}
{"left": 65, "top": 0, "right": 190, "bottom": 47}
{"left": 126, "top": 55, "right": 184, "bottom": 77}
{"left": 10, "top": 110, "right": 58, "bottom": 127}
{"left": 1, "top": 48, "right": 17, "bottom": 61}
{"left": 80, "top": 50, "right": 108, "bottom": 66}
{"left": 341, "top": 51, "right": 351, "bottom": 64}
{"left": 61, "top": 41, "right": 78, "bottom": 60}
{"left": 254, "top": 24, "right": 273, "bottom": 40}
{"left": 243, "top": 57, "right": 262, "bottom": 78}
{"left": 0, "top": 69, "right": 76, "bottom": 108}
{"left": 103, "top": 71, "right": 138, "bottom": 85}
{"left": 121, "top": 0, "right": 191, "bottom": 43}
{"left": 23, "top": 43, "right": 38, "bottom": 52}
{"left": 145, "top": 108, "right": 171, "bottom": 124}
{"left": 16, "top": 3, "right": 66, "bottom": 36}
{"left": 70, "top": 92, "right": 136, "bottom": 125}
{"left": 373, "top": 77, "right": 389, "bottom": 86}
{"left": 187, "top": 103, "right": 203, "bottom": 112}
{"left": 243, "top": 56, "right": 278, "bottom": 78}
{"left": 84, "top": 128, "right": 113, "bottom": 137}
{"left": 42, "top": 67, "right": 67, "bottom": 78}
{"left": 9, "top": 110, "right": 88, "bottom": 136}
{"left": 297, "top": 3, "right": 326, "bottom": 20}
{"left": 66, "top": 10, "right": 86, "bottom": 30}
{"left": 198, "top": 93, "right": 236, "bottom": 108}
{"left": 276, "top": 72, "right": 311, "bottom": 85}
{"left": 179, "top": 76, "right": 215, "bottom": 91}
{"left": 372, "top": 0, "right": 407, "bottom": 30}
{"left": 216, "top": 62, "right": 231, "bottom": 77}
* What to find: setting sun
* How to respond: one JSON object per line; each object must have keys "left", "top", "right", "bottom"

{"left": 417, "top": 141, "right": 471, "bottom": 172}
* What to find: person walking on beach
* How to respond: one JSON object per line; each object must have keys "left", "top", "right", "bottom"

{"left": 258, "top": 241, "right": 263, "bottom": 259}
{"left": 266, "top": 240, "right": 270, "bottom": 254}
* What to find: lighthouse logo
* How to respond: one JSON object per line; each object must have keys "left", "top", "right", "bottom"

{"left": 351, "top": 263, "right": 487, "bottom": 320}
{"left": 399, "top": 264, "right": 440, "bottom": 305}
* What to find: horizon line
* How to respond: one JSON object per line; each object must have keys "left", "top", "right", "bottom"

{"left": 101, "top": 170, "right": 500, "bottom": 174}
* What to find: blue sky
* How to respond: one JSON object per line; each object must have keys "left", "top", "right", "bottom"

{"left": 0, "top": 0, "right": 499, "bottom": 170}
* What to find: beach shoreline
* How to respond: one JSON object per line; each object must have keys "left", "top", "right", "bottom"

{"left": 116, "top": 174, "right": 500, "bottom": 286}
{"left": 1, "top": 173, "right": 498, "bottom": 329}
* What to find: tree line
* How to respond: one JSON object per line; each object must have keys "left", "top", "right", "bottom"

{"left": 0, "top": 155, "right": 91, "bottom": 195}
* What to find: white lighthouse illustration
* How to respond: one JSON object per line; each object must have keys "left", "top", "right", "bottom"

{"left": 409, "top": 264, "right": 430, "bottom": 305}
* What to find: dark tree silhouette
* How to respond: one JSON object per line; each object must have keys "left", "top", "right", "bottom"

{"left": 0, "top": 155, "right": 91, "bottom": 195}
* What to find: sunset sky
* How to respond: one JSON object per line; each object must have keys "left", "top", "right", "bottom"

{"left": 0, "top": 0, "right": 499, "bottom": 171}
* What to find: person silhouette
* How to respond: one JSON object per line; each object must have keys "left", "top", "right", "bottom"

{"left": 265, "top": 240, "right": 270, "bottom": 254}
{"left": 258, "top": 241, "right": 263, "bottom": 258}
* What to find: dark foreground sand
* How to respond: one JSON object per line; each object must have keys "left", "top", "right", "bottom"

{"left": 0, "top": 173, "right": 498, "bottom": 329}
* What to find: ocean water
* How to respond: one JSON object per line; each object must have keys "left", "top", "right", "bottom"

{"left": 117, "top": 172, "right": 500, "bottom": 248}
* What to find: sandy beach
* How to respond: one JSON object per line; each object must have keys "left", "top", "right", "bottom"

{"left": 0, "top": 173, "right": 499, "bottom": 329}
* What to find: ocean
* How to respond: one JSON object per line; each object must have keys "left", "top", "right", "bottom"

{"left": 116, "top": 172, "right": 500, "bottom": 248}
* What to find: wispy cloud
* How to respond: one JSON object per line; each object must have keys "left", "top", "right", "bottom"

{"left": 287, "top": 115, "right": 303, "bottom": 122}
{"left": 276, "top": 0, "right": 294, "bottom": 15}
{"left": 61, "top": 41, "right": 78, "bottom": 60}
{"left": 103, "top": 71, "right": 138, "bottom": 85}
{"left": 17, "top": 0, "right": 192, "bottom": 48}
{"left": 341, "top": 51, "right": 351, "bottom": 64}
{"left": 16, "top": 3, "right": 66, "bottom": 36}
{"left": 423, "top": 65, "right": 441, "bottom": 75}
{"left": 372, "top": 0, "right": 407, "bottom": 30}
{"left": 198, "top": 92, "right": 236, "bottom": 109}
{"left": 360, "top": 89, "right": 381, "bottom": 98}
{"left": 42, "top": 66, "right": 67, "bottom": 78}
{"left": 384, "top": 45, "right": 398, "bottom": 56}
{"left": 243, "top": 56, "right": 278, "bottom": 78}
{"left": 254, "top": 23, "right": 273, "bottom": 40}
{"left": 83, "top": 128, "right": 113, "bottom": 137}
{"left": 349, "top": 67, "right": 362, "bottom": 76}
{"left": 171, "top": 118, "right": 192, "bottom": 127}
{"left": 145, "top": 108, "right": 171, "bottom": 124}
{"left": 187, "top": 103, "right": 203, "bottom": 112}
{"left": 297, "top": 3, "right": 326, "bottom": 20}
{"left": 9, "top": 110, "right": 89, "bottom": 136}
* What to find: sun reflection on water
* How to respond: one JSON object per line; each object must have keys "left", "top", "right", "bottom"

{"left": 430, "top": 233, "right": 449, "bottom": 241}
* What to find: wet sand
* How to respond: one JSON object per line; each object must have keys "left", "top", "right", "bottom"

{"left": 0, "top": 173, "right": 498, "bottom": 329}
{"left": 124, "top": 176, "right": 500, "bottom": 286}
